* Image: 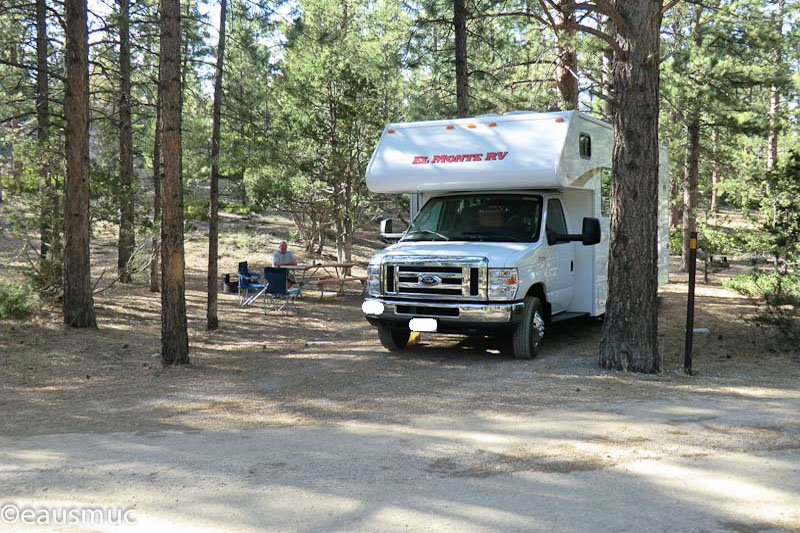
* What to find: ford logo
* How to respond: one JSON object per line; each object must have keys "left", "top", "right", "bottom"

{"left": 419, "top": 274, "right": 442, "bottom": 286}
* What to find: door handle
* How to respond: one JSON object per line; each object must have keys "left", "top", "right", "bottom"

{"left": 571, "top": 260, "right": 574, "bottom": 272}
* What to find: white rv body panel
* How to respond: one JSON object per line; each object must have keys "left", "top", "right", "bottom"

{"left": 367, "top": 111, "right": 611, "bottom": 193}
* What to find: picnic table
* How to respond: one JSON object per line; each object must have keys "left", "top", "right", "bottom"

{"left": 285, "top": 262, "right": 366, "bottom": 297}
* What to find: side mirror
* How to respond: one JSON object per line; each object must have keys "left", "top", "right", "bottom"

{"left": 379, "top": 217, "right": 403, "bottom": 244}
{"left": 581, "top": 217, "right": 601, "bottom": 245}
{"left": 553, "top": 217, "right": 602, "bottom": 246}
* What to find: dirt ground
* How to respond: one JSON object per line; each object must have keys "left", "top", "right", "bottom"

{"left": 1, "top": 212, "right": 799, "bottom": 532}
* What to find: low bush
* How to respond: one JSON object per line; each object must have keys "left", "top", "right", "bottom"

{"left": 0, "top": 280, "right": 40, "bottom": 319}
{"left": 184, "top": 197, "right": 210, "bottom": 221}
{"left": 724, "top": 270, "right": 800, "bottom": 348}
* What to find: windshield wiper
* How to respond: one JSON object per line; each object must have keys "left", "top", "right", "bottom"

{"left": 401, "top": 229, "right": 450, "bottom": 241}
{"left": 453, "top": 232, "right": 522, "bottom": 242}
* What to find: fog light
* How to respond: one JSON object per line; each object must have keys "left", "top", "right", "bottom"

{"left": 362, "top": 300, "right": 385, "bottom": 315}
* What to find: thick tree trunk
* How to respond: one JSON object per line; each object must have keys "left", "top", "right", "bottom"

{"left": 118, "top": 0, "right": 135, "bottom": 283}
{"left": 598, "top": 0, "right": 663, "bottom": 373}
{"left": 710, "top": 128, "right": 720, "bottom": 213}
{"left": 150, "top": 84, "right": 162, "bottom": 293}
{"left": 159, "top": 0, "right": 189, "bottom": 365}
{"left": 453, "top": 0, "right": 469, "bottom": 117}
{"left": 681, "top": 115, "right": 700, "bottom": 272}
{"left": 555, "top": 3, "right": 578, "bottom": 110}
{"left": 63, "top": 0, "right": 97, "bottom": 328}
{"left": 207, "top": 0, "right": 227, "bottom": 331}
{"left": 36, "top": 0, "right": 51, "bottom": 264}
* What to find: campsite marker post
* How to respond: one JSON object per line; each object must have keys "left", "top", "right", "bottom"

{"left": 684, "top": 231, "right": 698, "bottom": 375}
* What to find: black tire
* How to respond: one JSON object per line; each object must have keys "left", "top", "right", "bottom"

{"left": 377, "top": 324, "right": 411, "bottom": 351}
{"left": 512, "top": 296, "right": 545, "bottom": 359}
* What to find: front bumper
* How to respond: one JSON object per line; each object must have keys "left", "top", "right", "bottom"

{"left": 363, "top": 297, "right": 524, "bottom": 331}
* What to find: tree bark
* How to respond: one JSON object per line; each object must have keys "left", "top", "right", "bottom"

{"left": 36, "top": 0, "right": 51, "bottom": 264}
{"left": 207, "top": 0, "right": 227, "bottom": 331}
{"left": 555, "top": 2, "right": 579, "bottom": 110}
{"left": 598, "top": 0, "right": 663, "bottom": 373}
{"left": 63, "top": 0, "right": 97, "bottom": 328}
{"left": 159, "top": 0, "right": 189, "bottom": 365}
{"left": 601, "top": 15, "right": 614, "bottom": 121}
{"left": 150, "top": 81, "right": 162, "bottom": 293}
{"left": 454, "top": 0, "right": 469, "bottom": 117}
{"left": 680, "top": 115, "right": 700, "bottom": 272}
{"left": 766, "top": 0, "right": 782, "bottom": 172}
{"left": 118, "top": 0, "right": 136, "bottom": 283}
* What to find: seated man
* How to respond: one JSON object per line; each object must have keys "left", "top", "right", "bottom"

{"left": 273, "top": 241, "right": 298, "bottom": 283}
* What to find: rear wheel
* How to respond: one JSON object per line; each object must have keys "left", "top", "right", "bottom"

{"left": 512, "top": 296, "right": 545, "bottom": 359}
{"left": 377, "top": 324, "right": 411, "bottom": 351}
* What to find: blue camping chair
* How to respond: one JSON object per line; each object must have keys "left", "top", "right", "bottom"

{"left": 238, "top": 261, "right": 267, "bottom": 307}
{"left": 263, "top": 267, "right": 301, "bottom": 314}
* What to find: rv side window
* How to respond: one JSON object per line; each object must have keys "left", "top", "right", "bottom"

{"left": 545, "top": 199, "right": 568, "bottom": 246}
{"left": 579, "top": 133, "right": 591, "bottom": 159}
{"left": 601, "top": 168, "right": 612, "bottom": 216}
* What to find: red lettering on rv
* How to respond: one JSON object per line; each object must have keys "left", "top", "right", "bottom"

{"left": 414, "top": 152, "right": 508, "bottom": 164}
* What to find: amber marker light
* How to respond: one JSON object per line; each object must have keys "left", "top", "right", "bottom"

{"left": 488, "top": 122, "right": 497, "bottom": 127}
{"left": 387, "top": 129, "right": 395, "bottom": 133}
{"left": 446, "top": 125, "right": 455, "bottom": 130}
{"left": 468, "top": 123, "right": 476, "bottom": 128}
{"left": 555, "top": 117, "right": 565, "bottom": 123}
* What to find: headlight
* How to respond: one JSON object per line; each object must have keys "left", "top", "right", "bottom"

{"left": 367, "top": 264, "right": 381, "bottom": 296}
{"left": 488, "top": 268, "right": 518, "bottom": 300}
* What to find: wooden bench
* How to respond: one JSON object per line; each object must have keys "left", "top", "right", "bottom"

{"left": 314, "top": 276, "right": 367, "bottom": 297}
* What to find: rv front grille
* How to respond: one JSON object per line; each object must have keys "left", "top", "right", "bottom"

{"left": 382, "top": 257, "right": 487, "bottom": 300}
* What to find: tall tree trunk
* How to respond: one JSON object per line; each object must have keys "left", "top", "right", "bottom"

{"left": 63, "top": 0, "right": 97, "bottom": 328}
{"left": 453, "top": 0, "right": 469, "bottom": 117}
{"left": 710, "top": 128, "right": 720, "bottom": 213}
{"left": 766, "top": 0, "right": 783, "bottom": 172}
{"left": 766, "top": 86, "right": 779, "bottom": 171}
{"left": 207, "top": 0, "right": 227, "bottom": 331}
{"left": 598, "top": 0, "right": 663, "bottom": 373}
{"left": 118, "top": 0, "right": 135, "bottom": 283}
{"left": 680, "top": 115, "right": 700, "bottom": 272}
{"left": 36, "top": 0, "right": 51, "bottom": 264}
{"left": 554, "top": 2, "right": 578, "bottom": 110}
{"left": 601, "top": 15, "right": 614, "bottom": 121}
{"left": 160, "top": 0, "right": 189, "bottom": 365}
{"left": 150, "top": 82, "right": 162, "bottom": 293}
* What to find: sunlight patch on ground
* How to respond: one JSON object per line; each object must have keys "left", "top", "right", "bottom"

{"left": 624, "top": 458, "right": 800, "bottom": 526}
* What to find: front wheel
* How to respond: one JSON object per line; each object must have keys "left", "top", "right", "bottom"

{"left": 377, "top": 324, "right": 411, "bottom": 351}
{"left": 512, "top": 296, "right": 545, "bottom": 359}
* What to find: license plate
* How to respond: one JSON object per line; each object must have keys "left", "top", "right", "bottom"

{"left": 409, "top": 317, "right": 437, "bottom": 332}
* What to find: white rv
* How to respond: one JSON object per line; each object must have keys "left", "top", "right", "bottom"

{"left": 362, "top": 111, "right": 669, "bottom": 359}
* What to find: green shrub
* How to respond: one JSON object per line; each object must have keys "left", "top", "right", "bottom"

{"left": 184, "top": 197, "right": 210, "bottom": 221}
{"left": 0, "top": 280, "right": 40, "bottom": 319}
{"left": 724, "top": 270, "right": 800, "bottom": 348}
{"left": 669, "top": 228, "right": 682, "bottom": 255}
{"left": 723, "top": 271, "right": 800, "bottom": 305}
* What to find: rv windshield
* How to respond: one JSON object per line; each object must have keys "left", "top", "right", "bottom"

{"left": 403, "top": 194, "right": 543, "bottom": 242}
